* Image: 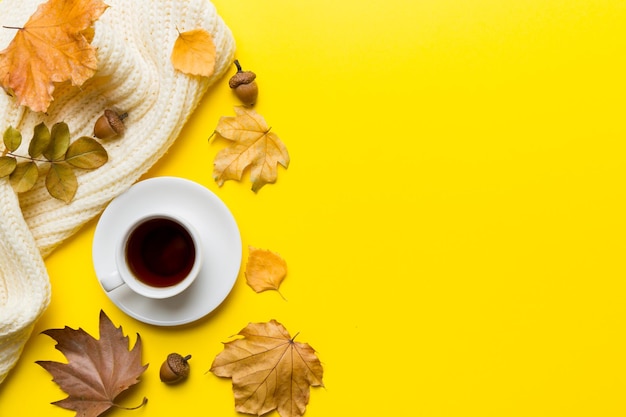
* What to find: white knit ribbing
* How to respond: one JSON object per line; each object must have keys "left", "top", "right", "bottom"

{"left": 0, "top": 181, "right": 50, "bottom": 384}
{"left": 0, "top": 0, "right": 235, "bottom": 384}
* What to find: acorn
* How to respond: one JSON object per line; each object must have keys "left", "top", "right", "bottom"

{"left": 159, "top": 353, "right": 191, "bottom": 384}
{"left": 93, "top": 109, "right": 127, "bottom": 139}
{"left": 229, "top": 60, "right": 258, "bottom": 106}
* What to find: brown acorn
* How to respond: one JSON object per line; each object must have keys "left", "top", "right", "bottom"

{"left": 159, "top": 353, "right": 191, "bottom": 384}
{"left": 93, "top": 109, "right": 127, "bottom": 139}
{"left": 229, "top": 60, "right": 258, "bottom": 106}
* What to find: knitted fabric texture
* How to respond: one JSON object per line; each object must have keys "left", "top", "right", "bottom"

{"left": 0, "top": 0, "right": 235, "bottom": 384}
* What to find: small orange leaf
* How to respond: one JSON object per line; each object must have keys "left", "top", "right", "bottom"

{"left": 171, "top": 28, "right": 216, "bottom": 77}
{"left": 245, "top": 246, "right": 287, "bottom": 294}
{"left": 0, "top": 0, "right": 108, "bottom": 112}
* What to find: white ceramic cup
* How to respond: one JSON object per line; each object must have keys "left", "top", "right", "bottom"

{"left": 100, "top": 214, "right": 203, "bottom": 299}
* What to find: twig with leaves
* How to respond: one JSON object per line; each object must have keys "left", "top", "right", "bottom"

{"left": 0, "top": 122, "right": 108, "bottom": 203}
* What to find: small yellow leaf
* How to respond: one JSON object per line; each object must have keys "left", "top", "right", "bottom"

{"left": 3, "top": 126, "right": 22, "bottom": 152}
{"left": 245, "top": 246, "right": 287, "bottom": 294}
{"left": 46, "top": 162, "right": 77, "bottom": 203}
{"left": 9, "top": 161, "right": 38, "bottom": 193}
{"left": 171, "top": 28, "right": 216, "bottom": 77}
{"left": 28, "top": 122, "right": 51, "bottom": 158}
{"left": 43, "top": 122, "right": 70, "bottom": 161}
{"left": 65, "top": 137, "right": 108, "bottom": 169}
{"left": 0, "top": 156, "right": 17, "bottom": 177}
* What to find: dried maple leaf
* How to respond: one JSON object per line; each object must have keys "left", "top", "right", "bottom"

{"left": 245, "top": 246, "right": 287, "bottom": 295}
{"left": 37, "top": 310, "right": 148, "bottom": 417}
{"left": 211, "top": 320, "right": 324, "bottom": 417}
{"left": 212, "top": 106, "right": 290, "bottom": 192}
{"left": 0, "top": 0, "right": 108, "bottom": 112}
{"left": 171, "top": 28, "right": 216, "bottom": 77}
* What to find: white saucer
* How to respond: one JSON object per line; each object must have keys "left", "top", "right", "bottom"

{"left": 92, "top": 177, "right": 242, "bottom": 326}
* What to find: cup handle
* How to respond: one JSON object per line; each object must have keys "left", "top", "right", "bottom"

{"left": 100, "top": 270, "right": 125, "bottom": 292}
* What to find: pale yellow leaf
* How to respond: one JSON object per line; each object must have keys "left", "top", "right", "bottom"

{"left": 171, "top": 29, "right": 216, "bottom": 77}
{"left": 245, "top": 246, "right": 287, "bottom": 294}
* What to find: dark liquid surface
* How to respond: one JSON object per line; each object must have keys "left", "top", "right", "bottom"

{"left": 126, "top": 218, "right": 196, "bottom": 288}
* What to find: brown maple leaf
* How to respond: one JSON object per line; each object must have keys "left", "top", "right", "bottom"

{"left": 171, "top": 28, "right": 216, "bottom": 77}
{"left": 212, "top": 106, "right": 290, "bottom": 192}
{"left": 210, "top": 320, "right": 324, "bottom": 417}
{"left": 245, "top": 246, "right": 288, "bottom": 296}
{"left": 0, "top": 0, "right": 108, "bottom": 112}
{"left": 37, "top": 310, "right": 148, "bottom": 417}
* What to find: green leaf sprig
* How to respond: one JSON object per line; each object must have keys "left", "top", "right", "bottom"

{"left": 1, "top": 122, "right": 108, "bottom": 203}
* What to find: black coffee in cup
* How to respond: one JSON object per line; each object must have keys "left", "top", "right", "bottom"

{"left": 125, "top": 217, "right": 196, "bottom": 287}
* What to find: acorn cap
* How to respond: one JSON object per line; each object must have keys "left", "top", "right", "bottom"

{"left": 229, "top": 71, "right": 256, "bottom": 88}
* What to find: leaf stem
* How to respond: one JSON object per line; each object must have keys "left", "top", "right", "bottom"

{"left": 2, "top": 26, "right": 23, "bottom": 30}
{"left": 6, "top": 152, "right": 49, "bottom": 163}
{"left": 276, "top": 289, "right": 288, "bottom": 302}
{"left": 112, "top": 397, "right": 148, "bottom": 410}
{"left": 291, "top": 332, "right": 300, "bottom": 342}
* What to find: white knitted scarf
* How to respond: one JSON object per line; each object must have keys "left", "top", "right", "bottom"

{"left": 0, "top": 0, "right": 235, "bottom": 384}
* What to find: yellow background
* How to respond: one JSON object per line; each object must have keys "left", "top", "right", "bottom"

{"left": 2, "top": 0, "right": 626, "bottom": 415}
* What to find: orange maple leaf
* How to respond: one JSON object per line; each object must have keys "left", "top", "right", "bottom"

{"left": 211, "top": 320, "right": 324, "bottom": 417}
{"left": 171, "top": 28, "right": 216, "bottom": 77}
{"left": 212, "top": 106, "right": 290, "bottom": 192}
{"left": 0, "top": 0, "right": 108, "bottom": 112}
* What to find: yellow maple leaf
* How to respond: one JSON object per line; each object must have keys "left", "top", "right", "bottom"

{"left": 0, "top": 0, "right": 108, "bottom": 112}
{"left": 210, "top": 320, "right": 324, "bottom": 417}
{"left": 171, "top": 28, "right": 216, "bottom": 77}
{"left": 212, "top": 107, "right": 290, "bottom": 192}
{"left": 245, "top": 246, "right": 287, "bottom": 295}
